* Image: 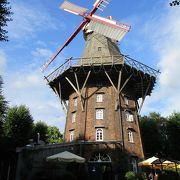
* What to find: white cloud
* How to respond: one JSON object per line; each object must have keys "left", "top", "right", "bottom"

{"left": 4, "top": 69, "right": 65, "bottom": 132}
{"left": 32, "top": 48, "right": 53, "bottom": 59}
{"left": 0, "top": 50, "right": 7, "bottom": 75}
{"left": 141, "top": 6, "right": 180, "bottom": 116}
{"left": 8, "top": 2, "right": 65, "bottom": 40}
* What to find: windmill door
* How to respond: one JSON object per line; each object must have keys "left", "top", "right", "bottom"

{"left": 88, "top": 153, "right": 112, "bottom": 180}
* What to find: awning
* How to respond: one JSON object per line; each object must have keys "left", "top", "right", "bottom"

{"left": 46, "top": 151, "right": 85, "bottom": 163}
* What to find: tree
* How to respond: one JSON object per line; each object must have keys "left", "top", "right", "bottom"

{"left": 166, "top": 112, "right": 180, "bottom": 159}
{"left": 0, "top": 0, "right": 12, "bottom": 41}
{"left": 0, "top": 75, "right": 8, "bottom": 137}
{"left": 4, "top": 105, "right": 33, "bottom": 147}
{"left": 33, "top": 121, "right": 48, "bottom": 143}
{"left": 47, "top": 126, "right": 63, "bottom": 144}
{"left": 170, "top": 0, "right": 180, "bottom": 6}
{"left": 140, "top": 112, "right": 166, "bottom": 158}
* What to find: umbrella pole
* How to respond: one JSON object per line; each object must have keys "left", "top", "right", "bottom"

{"left": 175, "top": 162, "right": 177, "bottom": 173}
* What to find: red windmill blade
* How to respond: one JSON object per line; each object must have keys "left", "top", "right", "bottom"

{"left": 41, "top": 0, "right": 130, "bottom": 71}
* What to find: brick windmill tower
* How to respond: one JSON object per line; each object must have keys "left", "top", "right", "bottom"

{"left": 44, "top": 0, "right": 158, "bottom": 179}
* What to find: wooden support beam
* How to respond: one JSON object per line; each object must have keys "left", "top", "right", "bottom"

{"left": 52, "top": 86, "right": 67, "bottom": 113}
{"left": 115, "top": 70, "right": 122, "bottom": 110}
{"left": 74, "top": 72, "right": 80, "bottom": 93}
{"left": 81, "top": 70, "right": 91, "bottom": 108}
{"left": 81, "top": 71, "right": 91, "bottom": 94}
{"left": 117, "top": 70, "right": 122, "bottom": 92}
{"left": 65, "top": 77, "right": 81, "bottom": 96}
{"left": 105, "top": 70, "right": 124, "bottom": 110}
{"left": 119, "top": 74, "right": 132, "bottom": 94}
{"left": 105, "top": 71, "right": 118, "bottom": 93}
{"left": 62, "top": 100, "right": 68, "bottom": 111}
{"left": 58, "top": 82, "right": 62, "bottom": 102}
{"left": 138, "top": 80, "right": 151, "bottom": 114}
{"left": 65, "top": 76, "right": 85, "bottom": 111}
{"left": 74, "top": 72, "right": 85, "bottom": 111}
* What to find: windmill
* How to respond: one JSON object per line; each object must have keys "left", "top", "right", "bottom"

{"left": 43, "top": 0, "right": 159, "bottom": 178}
{"left": 41, "top": 0, "right": 130, "bottom": 71}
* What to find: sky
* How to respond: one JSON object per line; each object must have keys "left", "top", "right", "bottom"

{"left": 0, "top": 0, "right": 180, "bottom": 132}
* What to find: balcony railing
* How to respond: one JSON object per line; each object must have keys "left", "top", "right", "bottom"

{"left": 45, "top": 55, "right": 159, "bottom": 82}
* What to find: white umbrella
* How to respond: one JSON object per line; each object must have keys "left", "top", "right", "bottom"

{"left": 138, "top": 156, "right": 159, "bottom": 167}
{"left": 46, "top": 151, "right": 85, "bottom": 163}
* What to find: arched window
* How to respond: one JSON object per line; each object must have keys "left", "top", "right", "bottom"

{"left": 70, "top": 131, "right": 74, "bottom": 142}
{"left": 125, "top": 110, "right": 134, "bottom": 122}
{"left": 89, "top": 152, "right": 111, "bottom": 162}
{"left": 96, "top": 128, "right": 103, "bottom": 141}
{"left": 128, "top": 130, "right": 134, "bottom": 143}
{"left": 96, "top": 93, "right": 103, "bottom": 102}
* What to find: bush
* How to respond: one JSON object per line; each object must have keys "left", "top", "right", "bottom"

{"left": 125, "top": 171, "right": 137, "bottom": 180}
{"left": 158, "top": 170, "right": 180, "bottom": 180}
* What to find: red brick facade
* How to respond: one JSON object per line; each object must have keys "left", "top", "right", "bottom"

{"left": 64, "top": 85, "right": 144, "bottom": 159}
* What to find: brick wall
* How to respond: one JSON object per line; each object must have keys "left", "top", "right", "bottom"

{"left": 64, "top": 83, "right": 144, "bottom": 159}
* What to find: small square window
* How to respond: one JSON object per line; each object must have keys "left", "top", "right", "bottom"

{"left": 74, "top": 98, "right": 77, "bottom": 107}
{"left": 96, "top": 109, "right": 104, "bottom": 120}
{"left": 98, "top": 47, "right": 102, "bottom": 51}
{"left": 126, "top": 111, "right": 134, "bottom": 122}
{"left": 72, "top": 112, "right": 76, "bottom": 123}
{"left": 96, "top": 94, "right": 103, "bottom": 102}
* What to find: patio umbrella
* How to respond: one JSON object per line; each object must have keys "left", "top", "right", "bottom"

{"left": 138, "top": 156, "right": 159, "bottom": 167}
{"left": 46, "top": 151, "right": 86, "bottom": 163}
{"left": 162, "top": 160, "right": 175, "bottom": 168}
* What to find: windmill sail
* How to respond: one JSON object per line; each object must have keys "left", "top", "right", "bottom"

{"left": 60, "top": 1, "right": 88, "bottom": 15}
{"left": 87, "top": 15, "right": 130, "bottom": 41}
{"left": 42, "top": 0, "right": 131, "bottom": 70}
{"left": 93, "top": 0, "right": 111, "bottom": 11}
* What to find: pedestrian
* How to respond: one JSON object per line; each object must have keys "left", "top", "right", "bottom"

{"left": 148, "top": 172, "right": 154, "bottom": 180}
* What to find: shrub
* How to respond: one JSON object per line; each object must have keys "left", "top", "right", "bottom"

{"left": 125, "top": 171, "right": 137, "bottom": 180}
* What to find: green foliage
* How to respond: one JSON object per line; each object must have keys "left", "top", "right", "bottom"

{"left": 166, "top": 112, "right": 180, "bottom": 159}
{"left": 4, "top": 105, "right": 33, "bottom": 147}
{"left": 33, "top": 121, "right": 48, "bottom": 143}
{"left": 46, "top": 126, "right": 63, "bottom": 144}
{"left": 125, "top": 171, "right": 136, "bottom": 180}
{"left": 140, "top": 112, "right": 180, "bottom": 160}
{"left": 0, "top": 0, "right": 12, "bottom": 41}
{"left": 140, "top": 112, "right": 166, "bottom": 157}
{"left": 0, "top": 76, "right": 8, "bottom": 136}
{"left": 158, "top": 170, "right": 179, "bottom": 180}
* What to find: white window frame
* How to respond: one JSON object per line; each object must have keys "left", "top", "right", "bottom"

{"left": 96, "top": 128, "right": 103, "bottom": 141}
{"left": 124, "top": 96, "right": 129, "bottom": 105}
{"left": 126, "top": 111, "right": 134, "bottom": 122}
{"left": 74, "top": 97, "right": 77, "bottom": 107}
{"left": 128, "top": 130, "right": 134, "bottom": 143}
{"left": 72, "top": 112, "right": 76, "bottom": 123}
{"left": 96, "top": 93, "right": 103, "bottom": 102}
{"left": 96, "top": 109, "right": 104, "bottom": 120}
{"left": 70, "top": 131, "right": 74, "bottom": 142}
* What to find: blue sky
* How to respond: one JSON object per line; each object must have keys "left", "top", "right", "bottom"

{"left": 0, "top": 0, "right": 180, "bottom": 132}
